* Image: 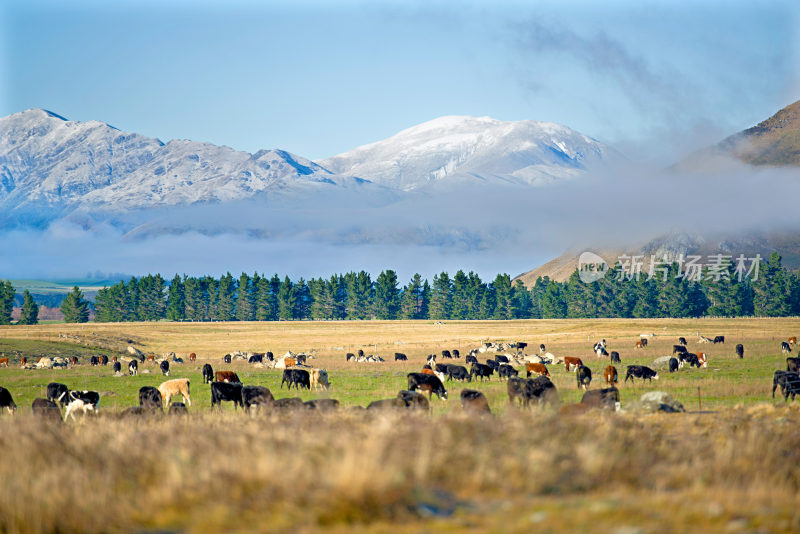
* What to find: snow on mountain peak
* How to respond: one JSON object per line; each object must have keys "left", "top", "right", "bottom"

{"left": 319, "top": 115, "right": 614, "bottom": 191}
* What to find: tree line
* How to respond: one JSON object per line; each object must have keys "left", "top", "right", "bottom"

{"left": 1, "top": 252, "right": 797, "bottom": 324}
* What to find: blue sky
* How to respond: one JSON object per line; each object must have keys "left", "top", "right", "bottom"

{"left": 2, "top": 0, "right": 799, "bottom": 163}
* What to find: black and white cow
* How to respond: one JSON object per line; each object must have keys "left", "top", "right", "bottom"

{"left": 223, "top": 354, "right": 232, "bottom": 364}
{"left": 210, "top": 381, "right": 244, "bottom": 409}
{"left": 624, "top": 365, "right": 659, "bottom": 383}
{"left": 0, "top": 387, "right": 16, "bottom": 414}
{"left": 113, "top": 361, "right": 122, "bottom": 374}
{"left": 495, "top": 355, "right": 510, "bottom": 364}
{"left": 782, "top": 341, "right": 792, "bottom": 354}
{"left": 46, "top": 383, "right": 70, "bottom": 406}
{"left": 280, "top": 369, "right": 310, "bottom": 390}
{"left": 576, "top": 365, "right": 592, "bottom": 390}
{"left": 64, "top": 390, "right": 100, "bottom": 420}
{"left": 407, "top": 372, "right": 448, "bottom": 400}
{"left": 138, "top": 386, "right": 163, "bottom": 410}
{"left": 673, "top": 345, "right": 688, "bottom": 355}
{"left": 160, "top": 360, "right": 170, "bottom": 376}
{"left": 129, "top": 359, "right": 138, "bottom": 376}
{"left": 202, "top": 363, "right": 214, "bottom": 384}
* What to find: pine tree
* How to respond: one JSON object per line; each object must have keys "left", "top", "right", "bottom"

{"left": 540, "top": 279, "right": 566, "bottom": 319}
{"left": 0, "top": 281, "right": 14, "bottom": 325}
{"left": 294, "top": 278, "right": 312, "bottom": 319}
{"left": 166, "top": 274, "right": 186, "bottom": 321}
{"left": 254, "top": 274, "right": 274, "bottom": 321}
{"left": 374, "top": 270, "right": 400, "bottom": 319}
{"left": 17, "top": 289, "right": 39, "bottom": 325}
{"left": 466, "top": 272, "right": 485, "bottom": 319}
{"left": 217, "top": 273, "right": 236, "bottom": 321}
{"left": 277, "top": 276, "right": 296, "bottom": 320}
{"left": 235, "top": 273, "right": 255, "bottom": 321}
{"left": 61, "top": 286, "right": 90, "bottom": 323}
{"left": 753, "top": 253, "right": 790, "bottom": 316}
{"left": 511, "top": 280, "right": 532, "bottom": 318}
{"left": 450, "top": 270, "right": 470, "bottom": 320}
{"left": 429, "top": 272, "right": 452, "bottom": 320}
{"left": 491, "top": 274, "right": 513, "bottom": 320}
{"left": 345, "top": 271, "right": 373, "bottom": 319}
{"left": 400, "top": 274, "right": 423, "bottom": 319}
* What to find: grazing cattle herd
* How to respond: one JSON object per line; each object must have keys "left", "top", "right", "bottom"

{"left": 0, "top": 331, "right": 798, "bottom": 421}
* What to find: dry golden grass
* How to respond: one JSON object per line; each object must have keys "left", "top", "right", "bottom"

{"left": 1, "top": 318, "right": 800, "bottom": 532}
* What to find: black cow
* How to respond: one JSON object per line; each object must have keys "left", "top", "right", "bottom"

{"left": 281, "top": 369, "right": 311, "bottom": 390}
{"left": 735, "top": 344, "right": 744, "bottom": 359}
{"left": 211, "top": 381, "right": 244, "bottom": 409}
{"left": 46, "top": 383, "right": 69, "bottom": 406}
{"left": 346, "top": 353, "right": 355, "bottom": 361}
{"left": 673, "top": 345, "right": 688, "bottom": 355}
{"left": 274, "top": 397, "right": 305, "bottom": 410}
{"left": 442, "top": 350, "right": 452, "bottom": 359}
{"left": 678, "top": 337, "right": 687, "bottom": 346}
{"left": 713, "top": 336, "right": 725, "bottom": 344}
{"left": 498, "top": 364, "right": 518, "bottom": 380}
{"left": 640, "top": 338, "right": 648, "bottom": 347}
{"left": 32, "top": 398, "right": 61, "bottom": 420}
{"left": 397, "top": 390, "right": 430, "bottom": 410}
{"left": 296, "top": 355, "right": 307, "bottom": 365}
{"left": 357, "top": 349, "right": 365, "bottom": 358}
{"left": 539, "top": 344, "right": 546, "bottom": 353}
{"left": 0, "top": 387, "right": 17, "bottom": 414}
{"left": 465, "top": 355, "right": 478, "bottom": 365}
{"left": 99, "top": 355, "right": 109, "bottom": 366}
{"left": 265, "top": 352, "right": 274, "bottom": 361}
{"left": 113, "top": 361, "right": 122, "bottom": 374}
{"left": 787, "top": 357, "right": 800, "bottom": 373}
{"left": 160, "top": 360, "right": 170, "bottom": 376}
{"left": 407, "top": 373, "right": 448, "bottom": 400}
{"left": 367, "top": 398, "right": 406, "bottom": 411}
{"left": 434, "top": 363, "right": 449, "bottom": 374}
{"left": 223, "top": 354, "right": 232, "bottom": 364}
{"left": 460, "top": 389, "right": 491, "bottom": 414}
{"left": 242, "top": 385, "right": 274, "bottom": 412}
{"left": 485, "top": 359, "right": 500, "bottom": 371}
{"left": 137, "top": 352, "right": 146, "bottom": 363}
{"left": 129, "top": 359, "right": 138, "bottom": 376}
{"left": 610, "top": 351, "right": 621, "bottom": 364}
{"left": 138, "top": 386, "right": 163, "bottom": 410}
{"left": 90, "top": 356, "right": 99, "bottom": 366}
{"left": 452, "top": 349, "right": 460, "bottom": 359}
{"left": 782, "top": 341, "right": 792, "bottom": 354}
{"left": 248, "top": 354, "right": 263, "bottom": 364}
{"left": 169, "top": 403, "right": 188, "bottom": 415}
{"left": 524, "top": 376, "right": 559, "bottom": 408}
{"left": 445, "top": 364, "right": 470, "bottom": 382}
{"left": 507, "top": 377, "right": 527, "bottom": 407}
{"left": 772, "top": 371, "right": 800, "bottom": 400}
{"left": 515, "top": 343, "right": 528, "bottom": 354}
{"left": 495, "top": 355, "right": 510, "bottom": 364}
{"left": 576, "top": 365, "right": 592, "bottom": 390}
{"left": 581, "top": 387, "right": 619, "bottom": 410}
{"left": 668, "top": 357, "right": 679, "bottom": 373}
{"left": 305, "top": 399, "right": 340, "bottom": 411}
{"left": 470, "top": 363, "right": 494, "bottom": 381}
{"left": 394, "top": 353, "right": 408, "bottom": 361}
{"left": 202, "top": 363, "right": 214, "bottom": 384}
{"left": 625, "top": 365, "right": 659, "bottom": 383}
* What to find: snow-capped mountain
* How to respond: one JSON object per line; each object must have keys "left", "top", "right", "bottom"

{"left": 319, "top": 115, "right": 616, "bottom": 191}
{"left": 0, "top": 109, "right": 363, "bottom": 217}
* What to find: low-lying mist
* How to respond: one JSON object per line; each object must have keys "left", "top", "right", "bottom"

{"left": 2, "top": 157, "right": 798, "bottom": 281}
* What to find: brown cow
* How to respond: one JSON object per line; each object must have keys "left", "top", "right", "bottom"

{"left": 789, "top": 337, "right": 797, "bottom": 345}
{"left": 604, "top": 365, "right": 618, "bottom": 386}
{"left": 697, "top": 352, "right": 708, "bottom": 368}
{"left": 214, "top": 371, "right": 240, "bottom": 383}
{"left": 111, "top": 356, "right": 118, "bottom": 363}
{"left": 146, "top": 355, "right": 155, "bottom": 362}
{"left": 634, "top": 341, "right": 643, "bottom": 349}
{"left": 421, "top": 367, "right": 435, "bottom": 376}
{"left": 70, "top": 356, "right": 78, "bottom": 366}
{"left": 189, "top": 352, "right": 197, "bottom": 362}
{"left": 0, "top": 357, "right": 8, "bottom": 367}
{"left": 564, "top": 357, "right": 583, "bottom": 372}
{"left": 284, "top": 357, "right": 297, "bottom": 368}
{"left": 20, "top": 357, "right": 27, "bottom": 367}
{"left": 525, "top": 363, "right": 550, "bottom": 378}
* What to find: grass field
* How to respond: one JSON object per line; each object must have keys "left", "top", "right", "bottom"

{"left": 0, "top": 318, "right": 799, "bottom": 533}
